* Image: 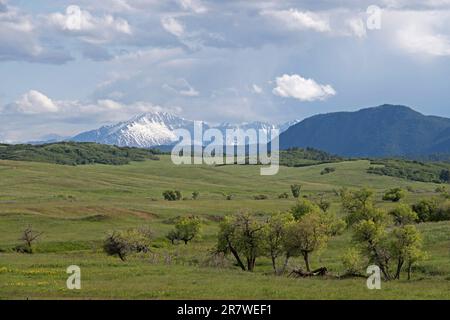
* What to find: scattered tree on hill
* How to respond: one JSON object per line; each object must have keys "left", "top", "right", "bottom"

{"left": 167, "top": 216, "right": 201, "bottom": 245}
{"left": 17, "top": 226, "right": 43, "bottom": 254}
{"left": 383, "top": 188, "right": 406, "bottom": 202}
{"left": 389, "top": 204, "right": 418, "bottom": 226}
{"left": 263, "top": 212, "right": 294, "bottom": 274}
{"left": 320, "top": 167, "right": 336, "bottom": 175}
{"left": 290, "top": 184, "right": 302, "bottom": 199}
{"left": 217, "top": 212, "right": 265, "bottom": 272}
{"left": 103, "top": 228, "right": 153, "bottom": 261}
{"left": 290, "top": 199, "right": 320, "bottom": 220}
{"left": 192, "top": 191, "right": 200, "bottom": 200}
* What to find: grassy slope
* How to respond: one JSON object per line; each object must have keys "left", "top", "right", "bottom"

{"left": 0, "top": 156, "right": 449, "bottom": 299}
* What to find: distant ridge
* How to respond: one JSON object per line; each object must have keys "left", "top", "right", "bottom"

{"left": 280, "top": 104, "right": 450, "bottom": 157}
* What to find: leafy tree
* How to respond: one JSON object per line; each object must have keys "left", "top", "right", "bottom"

{"left": 390, "top": 225, "right": 426, "bottom": 280}
{"left": 412, "top": 198, "right": 439, "bottom": 222}
{"left": 217, "top": 212, "right": 265, "bottom": 272}
{"left": 316, "top": 194, "right": 331, "bottom": 212}
{"left": 389, "top": 204, "right": 418, "bottom": 226}
{"left": 340, "top": 188, "right": 374, "bottom": 217}
{"left": 383, "top": 188, "right": 406, "bottom": 202}
{"left": 167, "top": 216, "right": 201, "bottom": 245}
{"left": 283, "top": 212, "right": 333, "bottom": 272}
{"left": 263, "top": 212, "right": 294, "bottom": 274}
{"left": 290, "top": 199, "right": 320, "bottom": 220}
{"left": 290, "top": 184, "right": 302, "bottom": 199}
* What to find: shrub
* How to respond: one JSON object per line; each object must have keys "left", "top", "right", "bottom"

{"left": 383, "top": 188, "right": 406, "bottom": 202}
{"left": 278, "top": 192, "right": 289, "bottom": 199}
{"left": 253, "top": 194, "right": 268, "bottom": 200}
{"left": 320, "top": 167, "right": 336, "bottom": 175}
{"left": 192, "top": 191, "right": 200, "bottom": 200}
{"left": 412, "top": 199, "right": 439, "bottom": 222}
{"left": 103, "top": 228, "right": 153, "bottom": 261}
{"left": 341, "top": 248, "right": 364, "bottom": 276}
{"left": 162, "top": 190, "right": 182, "bottom": 201}
{"left": 290, "top": 199, "right": 320, "bottom": 220}
{"left": 16, "top": 226, "right": 43, "bottom": 254}
{"left": 389, "top": 204, "right": 418, "bottom": 226}
{"left": 290, "top": 184, "right": 302, "bottom": 199}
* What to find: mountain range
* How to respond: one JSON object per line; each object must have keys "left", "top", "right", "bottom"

{"left": 280, "top": 104, "right": 450, "bottom": 157}
{"left": 37, "top": 104, "right": 450, "bottom": 158}
{"left": 71, "top": 112, "right": 298, "bottom": 148}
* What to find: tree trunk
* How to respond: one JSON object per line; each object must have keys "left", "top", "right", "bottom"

{"left": 395, "top": 258, "right": 404, "bottom": 280}
{"left": 280, "top": 254, "right": 291, "bottom": 275}
{"left": 407, "top": 263, "right": 412, "bottom": 280}
{"left": 271, "top": 256, "right": 277, "bottom": 274}
{"left": 229, "top": 246, "right": 246, "bottom": 271}
{"left": 302, "top": 252, "right": 310, "bottom": 272}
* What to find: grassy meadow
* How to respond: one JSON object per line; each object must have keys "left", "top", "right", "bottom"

{"left": 0, "top": 156, "right": 449, "bottom": 299}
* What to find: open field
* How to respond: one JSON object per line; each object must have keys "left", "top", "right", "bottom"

{"left": 0, "top": 156, "right": 449, "bottom": 299}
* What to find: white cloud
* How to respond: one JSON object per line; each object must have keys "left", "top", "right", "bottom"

{"left": 346, "top": 18, "right": 367, "bottom": 38}
{"left": 48, "top": 5, "right": 131, "bottom": 43}
{"left": 161, "top": 16, "right": 184, "bottom": 37}
{"left": 273, "top": 74, "right": 336, "bottom": 102}
{"left": 6, "top": 90, "right": 59, "bottom": 114}
{"left": 252, "top": 84, "right": 263, "bottom": 94}
{"left": 163, "top": 78, "right": 199, "bottom": 97}
{"left": 261, "top": 9, "right": 331, "bottom": 33}
{"left": 179, "top": 0, "right": 208, "bottom": 14}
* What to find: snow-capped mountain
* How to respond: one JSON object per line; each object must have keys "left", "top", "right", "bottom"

{"left": 71, "top": 111, "right": 298, "bottom": 148}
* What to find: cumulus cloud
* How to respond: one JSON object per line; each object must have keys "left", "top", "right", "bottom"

{"left": 48, "top": 5, "right": 132, "bottom": 43}
{"left": 273, "top": 74, "right": 336, "bottom": 102}
{"left": 261, "top": 9, "right": 331, "bottom": 33}
{"left": 163, "top": 78, "right": 199, "bottom": 97}
{"left": 5, "top": 90, "right": 59, "bottom": 114}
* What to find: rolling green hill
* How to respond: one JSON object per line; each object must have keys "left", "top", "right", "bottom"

{"left": 0, "top": 156, "right": 448, "bottom": 299}
{"left": 0, "top": 142, "right": 160, "bottom": 165}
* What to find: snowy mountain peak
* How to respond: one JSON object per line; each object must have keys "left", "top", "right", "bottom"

{"left": 71, "top": 111, "right": 299, "bottom": 148}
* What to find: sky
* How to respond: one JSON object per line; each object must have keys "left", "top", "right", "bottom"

{"left": 1, "top": 0, "right": 450, "bottom": 142}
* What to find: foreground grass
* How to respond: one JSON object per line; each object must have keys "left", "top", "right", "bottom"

{"left": 0, "top": 157, "right": 449, "bottom": 299}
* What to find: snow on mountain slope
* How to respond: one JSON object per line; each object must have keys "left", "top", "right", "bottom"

{"left": 71, "top": 111, "right": 298, "bottom": 148}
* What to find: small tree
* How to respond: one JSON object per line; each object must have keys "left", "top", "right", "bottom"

{"left": 340, "top": 188, "right": 374, "bottom": 217}
{"left": 192, "top": 191, "right": 200, "bottom": 200}
{"left": 390, "top": 225, "right": 426, "bottom": 280}
{"left": 263, "top": 212, "right": 294, "bottom": 274}
{"left": 389, "top": 204, "right": 418, "bottom": 226}
{"left": 290, "top": 184, "right": 302, "bottom": 199}
{"left": 167, "top": 216, "right": 201, "bottom": 245}
{"left": 283, "top": 212, "right": 331, "bottom": 272}
{"left": 103, "top": 228, "right": 153, "bottom": 261}
{"left": 316, "top": 194, "right": 331, "bottom": 212}
{"left": 217, "top": 212, "right": 265, "bottom": 272}
{"left": 341, "top": 248, "right": 364, "bottom": 276}
{"left": 412, "top": 198, "right": 439, "bottom": 222}
{"left": 18, "top": 226, "right": 43, "bottom": 254}
{"left": 383, "top": 188, "right": 406, "bottom": 202}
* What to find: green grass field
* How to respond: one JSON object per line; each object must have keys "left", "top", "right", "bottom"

{"left": 0, "top": 156, "right": 449, "bottom": 299}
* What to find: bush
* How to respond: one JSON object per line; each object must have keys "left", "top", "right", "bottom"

{"left": 389, "top": 204, "right": 418, "bottom": 225}
{"left": 412, "top": 199, "right": 440, "bottom": 222}
{"left": 341, "top": 248, "right": 364, "bottom": 276}
{"left": 320, "top": 167, "right": 336, "bottom": 175}
{"left": 290, "top": 184, "right": 302, "bottom": 198}
{"left": 290, "top": 199, "right": 320, "bottom": 220}
{"left": 278, "top": 192, "right": 289, "bottom": 199}
{"left": 253, "top": 194, "right": 268, "bottom": 200}
{"left": 383, "top": 188, "right": 406, "bottom": 202}
{"left": 163, "top": 190, "right": 182, "bottom": 201}
{"left": 103, "top": 228, "right": 153, "bottom": 261}
{"left": 192, "top": 191, "right": 200, "bottom": 200}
